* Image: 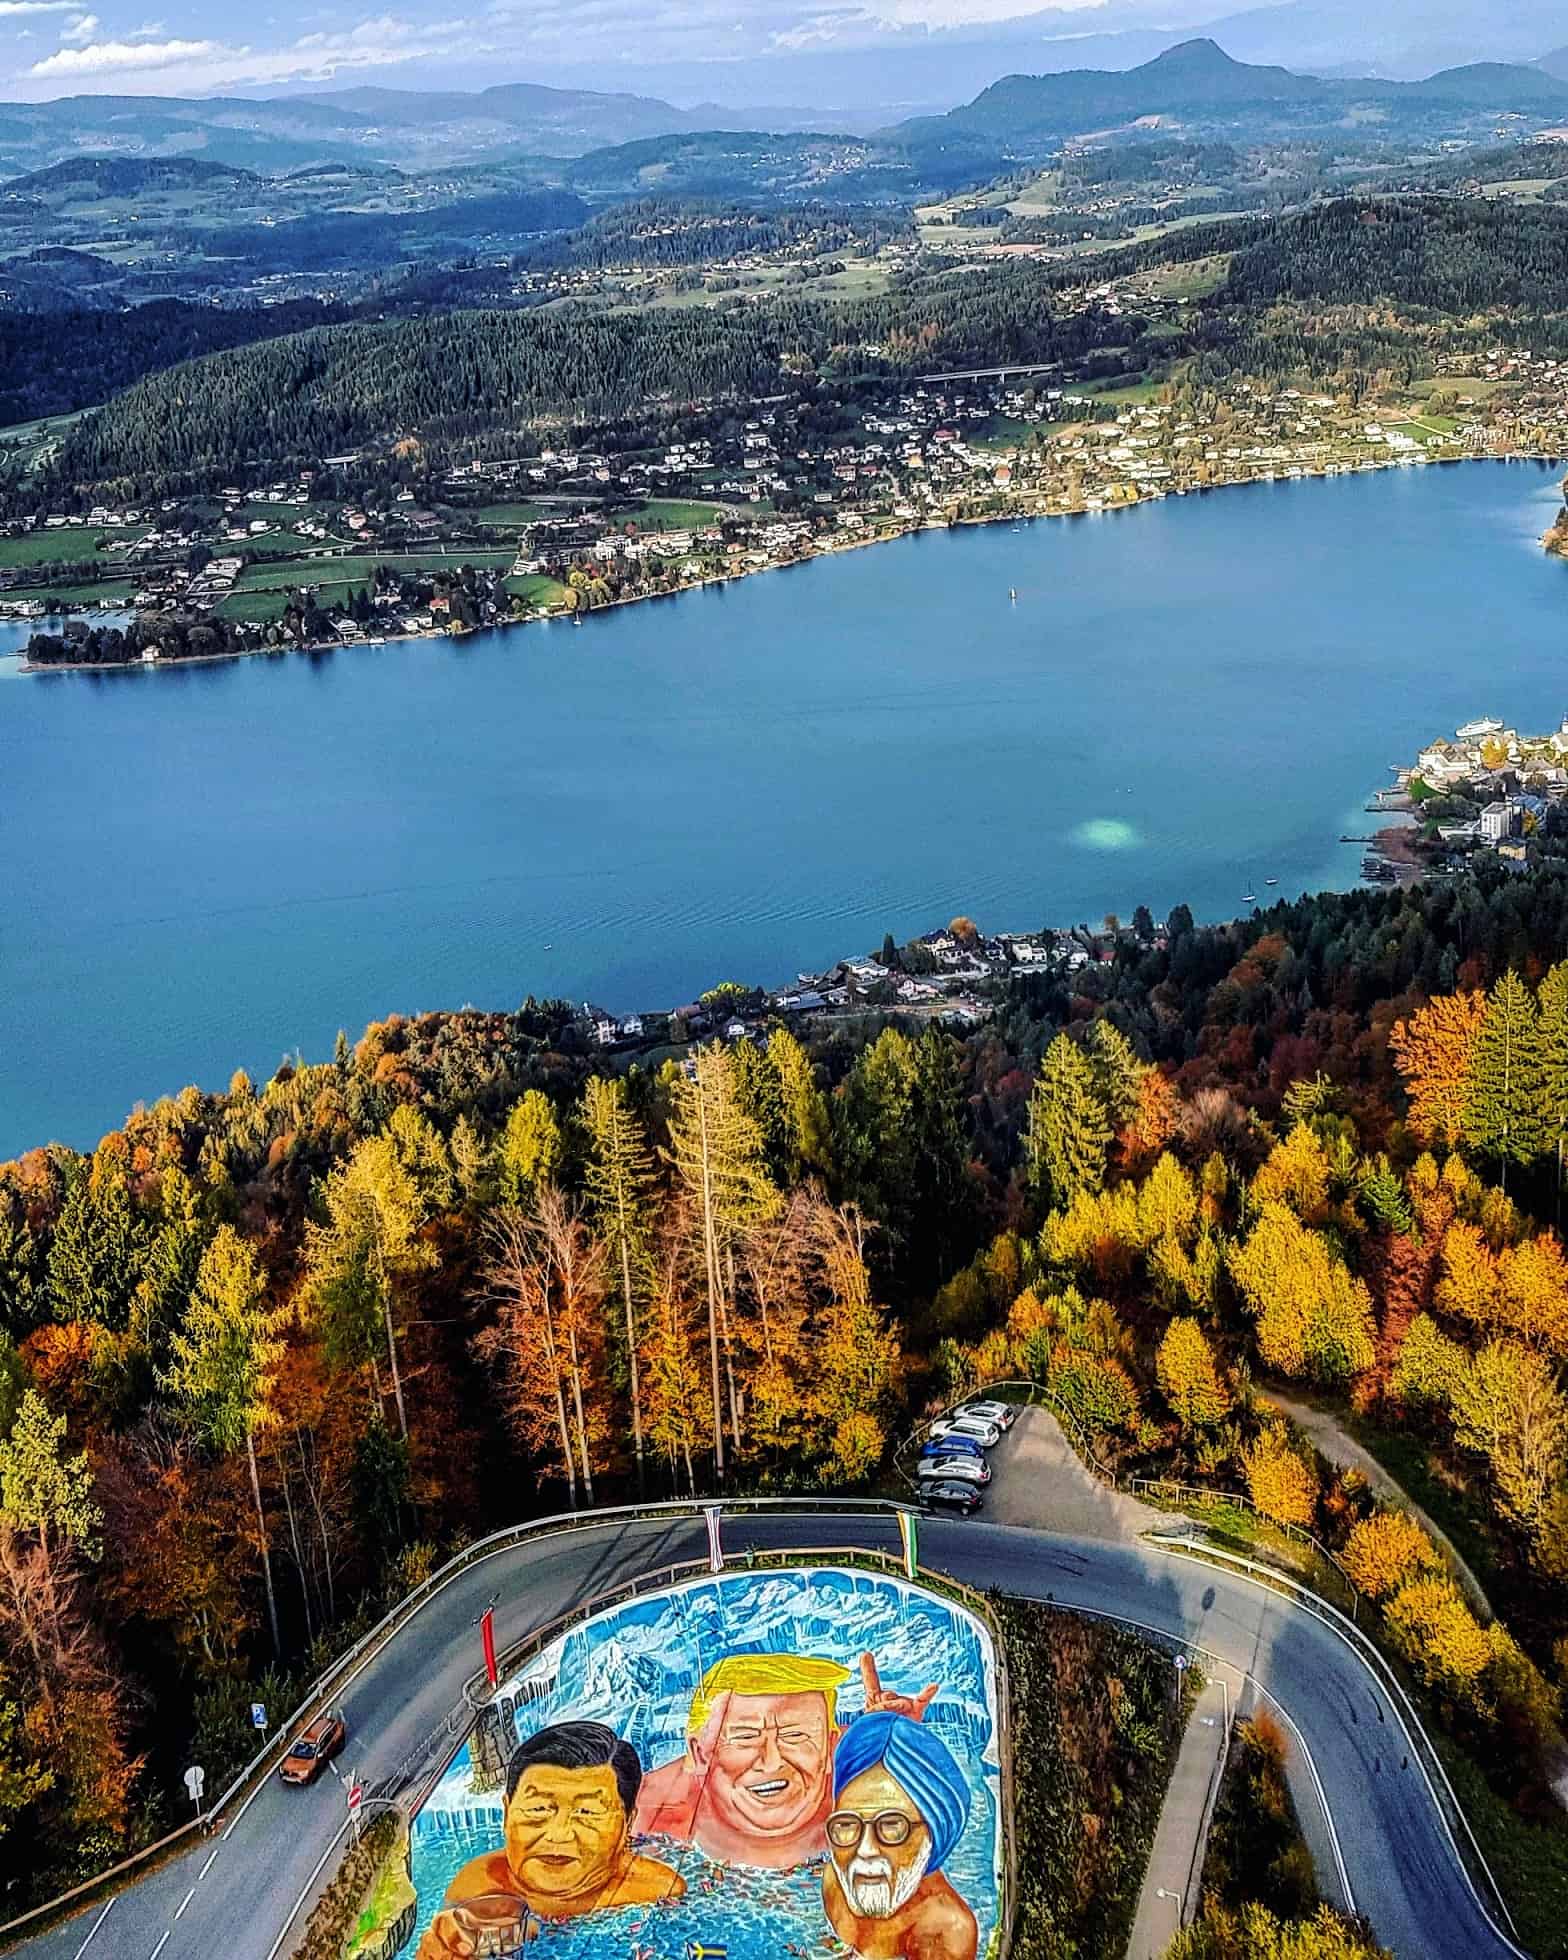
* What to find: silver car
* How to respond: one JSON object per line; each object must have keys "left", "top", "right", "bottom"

{"left": 916, "top": 1454, "right": 989, "bottom": 1485}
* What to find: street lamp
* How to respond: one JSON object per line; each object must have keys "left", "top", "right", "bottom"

{"left": 1156, "top": 1887, "right": 1184, "bottom": 1920}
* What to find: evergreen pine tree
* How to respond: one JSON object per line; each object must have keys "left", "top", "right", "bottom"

{"left": 1027, "top": 1035, "right": 1112, "bottom": 1208}
{"left": 1463, "top": 970, "right": 1548, "bottom": 1186}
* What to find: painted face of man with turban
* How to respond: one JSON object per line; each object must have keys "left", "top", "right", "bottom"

{"left": 821, "top": 1714, "right": 979, "bottom": 1960}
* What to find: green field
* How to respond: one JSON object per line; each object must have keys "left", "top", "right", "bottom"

{"left": 235, "top": 548, "right": 516, "bottom": 594}
{"left": 0, "top": 526, "right": 141, "bottom": 568}
{"left": 504, "top": 573, "right": 570, "bottom": 608}
{"left": 631, "top": 499, "right": 723, "bottom": 529}
{"left": 30, "top": 581, "right": 135, "bottom": 607}
{"left": 1079, "top": 376, "right": 1165, "bottom": 406}
{"left": 214, "top": 588, "right": 293, "bottom": 624}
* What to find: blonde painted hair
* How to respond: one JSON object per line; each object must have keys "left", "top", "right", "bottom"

{"left": 685, "top": 1654, "right": 851, "bottom": 1739}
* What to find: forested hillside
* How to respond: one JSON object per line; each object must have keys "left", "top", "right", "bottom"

{"left": 41, "top": 194, "right": 1568, "bottom": 497}
{"left": 48, "top": 264, "right": 1135, "bottom": 490}
{"left": 1221, "top": 197, "right": 1568, "bottom": 312}
{"left": 11, "top": 864, "right": 1568, "bottom": 1938}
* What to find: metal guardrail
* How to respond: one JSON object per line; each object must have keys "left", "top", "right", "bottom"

{"left": 1161, "top": 1536, "right": 1525, "bottom": 1954}
{"left": 0, "top": 1496, "right": 913, "bottom": 1949}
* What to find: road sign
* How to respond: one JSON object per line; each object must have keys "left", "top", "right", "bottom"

{"left": 1173, "top": 1655, "right": 1189, "bottom": 1670}
{"left": 183, "top": 1765, "right": 205, "bottom": 1804}
{"left": 251, "top": 1703, "right": 267, "bottom": 1730}
{"left": 346, "top": 1776, "right": 363, "bottom": 1813}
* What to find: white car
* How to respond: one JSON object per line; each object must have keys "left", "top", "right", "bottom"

{"left": 958, "top": 1400, "right": 1018, "bottom": 1431}
{"left": 916, "top": 1454, "right": 990, "bottom": 1486}
{"left": 930, "top": 1415, "right": 1001, "bottom": 1449}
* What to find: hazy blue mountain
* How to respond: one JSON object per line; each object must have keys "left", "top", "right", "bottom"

{"left": 889, "top": 37, "right": 1568, "bottom": 151}
{"left": 1537, "top": 47, "right": 1568, "bottom": 82}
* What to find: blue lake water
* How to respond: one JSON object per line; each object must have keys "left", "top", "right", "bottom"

{"left": 3, "top": 460, "right": 1565, "bottom": 1155}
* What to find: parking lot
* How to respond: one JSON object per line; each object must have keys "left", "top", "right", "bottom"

{"left": 907, "top": 1399, "right": 1180, "bottom": 1541}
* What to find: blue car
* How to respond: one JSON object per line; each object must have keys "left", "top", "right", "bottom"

{"left": 920, "top": 1434, "right": 984, "bottom": 1460}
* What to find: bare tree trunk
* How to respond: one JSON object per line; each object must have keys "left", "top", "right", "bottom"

{"left": 280, "top": 1472, "right": 315, "bottom": 1644}
{"left": 247, "top": 1431, "right": 282, "bottom": 1659}
{"left": 618, "top": 1216, "right": 645, "bottom": 1496}
{"left": 697, "top": 1090, "right": 726, "bottom": 1480}
{"left": 301, "top": 1432, "right": 338, "bottom": 1622}
{"left": 566, "top": 1320, "right": 596, "bottom": 1506}
{"left": 380, "top": 1265, "right": 408, "bottom": 1440}
{"left": 538, "top": 1304, "right": 579, "bottom": 1506}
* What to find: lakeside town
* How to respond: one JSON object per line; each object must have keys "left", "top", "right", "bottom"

{"left": 7, "top": 322, "right": 1568, "bottom": 666}
{"left": 1386, "top": 711, "right": 1568, "bottom": 876}
{"left": 558, "top": 912, "right": 1105, "bottom": 1061}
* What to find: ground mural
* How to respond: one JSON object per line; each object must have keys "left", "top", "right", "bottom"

{"left": 407, "top": 1565, "right": 1003, "bottom": 1959}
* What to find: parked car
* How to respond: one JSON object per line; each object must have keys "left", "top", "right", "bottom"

{"left": 930, "top": 1416, "right": 1001, "bottom": 1449}
{"left": 919, "top": 1480, "right": 983, "bottom": 1515}
{"left": 919, "top": 1434, "right": 984, "bottom": 1461}
{"left": 279, "top": 1711, "right": 347, "bottom": 1786}
{"left": 958, "top": 1400, "right": 1018, "bottom": 1431}
{"left": 916, "top": 1454, "right": 989, "bottom": 1486}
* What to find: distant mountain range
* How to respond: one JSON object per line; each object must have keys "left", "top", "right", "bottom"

{"left": 4, "top": 40, "right": 1568, "bottom": 190}
{"left": 889, "top": 38, "right": 1568, "bottom": 151}
{"left": 0, "top": 84, "right": 868, "bottom": 180}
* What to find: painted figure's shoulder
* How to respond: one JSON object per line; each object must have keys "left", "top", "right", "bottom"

{"left": 443, "top": 1848, "right": 513, "bottom": 1905}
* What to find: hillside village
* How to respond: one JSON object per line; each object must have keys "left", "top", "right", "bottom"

{"left": 7, "top": 334, "right": 1568, "bottom": 659}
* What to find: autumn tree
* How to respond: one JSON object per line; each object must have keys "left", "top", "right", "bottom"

{"left": 1229, "top": 1204, "right": 1375, "bottom": 1385}
{"left": 768, "top": 1028, "right": 834, "bottom": 1181}
{"left": 1390, "top": 990, "right": 1485, "bottom": 1146}
{"left": 666, "top": 1044, "right": 779, "bottom": 1477}
{"left": 807, "top": 1203, "right": 901, "bottom": 1480}
{"left": 1242, "top": 1429, "right": 1318, "bottom": 1528}
{"left": 580, "top": 1076, "right": 657, "bottom": 1490}
{"left": 642, "top": 1232, "right": 707, "bottom": 1494}
{"left": 497, "top": 1090, "right": 563, "bottom": 1205}
{"left": 474, "top": 1190, "right": 609, "bottom": 1506}
{"left": 1383, "top": 1575, "right": 1491, "bottom": 1692}
{"left": 1341, "top": 1510, "right": 1439, "bottom": 1599}
{"left": 1026, "top": 1034, "right": 1112, "bottom": 1208}
{"left": 1157, "top": 1319, "right": 1232, "bottom": 1429}
{"left": 162, "top": 1227, "right": 291, "bottom": 1656}
{"left": 1447, "top": 1338, "right": 1568, "bottom": 1534}
{"left": 303, "top": 1133, "right": 433, "bottom": 1438}
{"left": 1539, "top": 961, "right": 1568, "bottom": 1204}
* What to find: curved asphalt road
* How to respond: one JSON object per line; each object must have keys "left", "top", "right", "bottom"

{"left": 5, "top": 1511, "right": 1524, "bottom": 1960}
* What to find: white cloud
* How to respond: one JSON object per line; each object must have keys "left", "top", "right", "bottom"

{"left": 60, "top": 12, "right": 101, "bottom": 41}
{"left": 0, "top": 1, "right": 81, "bottom": 14}
{"left": 26, "top": 12, "right": 477, "bottom": 85}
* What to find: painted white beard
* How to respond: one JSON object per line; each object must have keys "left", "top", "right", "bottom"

{"left": 833, "top": 1839, "right": 932, "bottom": 1919}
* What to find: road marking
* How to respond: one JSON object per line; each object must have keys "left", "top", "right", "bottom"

{"left": 70, "top": 1897, "right": 113, "bottom": 1960}
{"left": 175, "top": 1887, "right": 195, "bottom": 1919}
{"left": 199, "top": 1849, "right": 219, "bottom": 1880}
{"left": 150, "top": 1934, "right": 170, "bottom": 1960}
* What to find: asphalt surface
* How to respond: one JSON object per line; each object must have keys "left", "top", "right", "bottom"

{"left": 4, "top": 1508, "right": 1525, "bottom": 1960}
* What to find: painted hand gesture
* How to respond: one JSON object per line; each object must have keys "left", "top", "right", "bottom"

{"left": 859, "top": 1652, "right": 939, "bottom": 1721}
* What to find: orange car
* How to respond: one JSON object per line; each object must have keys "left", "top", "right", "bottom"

{"left": 278, "top": 1711, "right": 347, "bottom": 1786}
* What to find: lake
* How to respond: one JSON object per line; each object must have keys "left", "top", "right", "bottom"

{"left": 3, "top": 459, "right": 1565, "bottom": 1156}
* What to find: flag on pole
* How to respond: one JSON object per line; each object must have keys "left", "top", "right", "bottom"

{"left": 705, "top": 1505, "right": 724, "bottom": 1574}
{"left": 898, "top": 1509, "right": 918, "bottom": 1580}
{"left": 481, "top": 1606, "right": 498, "bottom": 1688}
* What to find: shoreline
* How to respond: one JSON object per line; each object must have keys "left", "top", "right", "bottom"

{"left": 15, "top": 448, "right": 1564, "bottom": 679}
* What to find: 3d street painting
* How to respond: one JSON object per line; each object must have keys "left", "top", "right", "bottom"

{"left": 408, "top": 1565, "right": 1003, "bottom": 1959}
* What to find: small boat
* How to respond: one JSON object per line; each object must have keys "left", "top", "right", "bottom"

{"left": 1242, "top": 890, "right": 1257, "bottom": 905}
{"left": 1009, "top": 587, "right": 1017, "bottom": 602}
{"left": 1265, "top": 876, "right": 1279, "bottom": 886}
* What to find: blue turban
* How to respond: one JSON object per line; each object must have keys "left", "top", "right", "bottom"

{"left": 832, "top": 1713, "right": 970, "bottom": 1872}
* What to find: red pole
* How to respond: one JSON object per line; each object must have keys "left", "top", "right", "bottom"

{"left": 481, "top": 1607, "right": 498, "bottom": 1688}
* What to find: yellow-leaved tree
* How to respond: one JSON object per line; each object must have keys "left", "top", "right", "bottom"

{"left": 1389, "top": 991, "right": 1486, "bottom": 1146}
{"left": 1156, "top": 1318, "right": 1232, "bottom": 1430}
{"left": 1242, "top": 1429, "right": 1319, "bottom": 1528}
{"left": 1229, "top": 1203, "right": 1375, "bottom": 1385}
{"left": 1341, "top": 1511, "right": 1439, "bottom": 1599}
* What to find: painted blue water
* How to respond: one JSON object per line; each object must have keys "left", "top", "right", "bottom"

{"left": 3, "top": 460, "right": 1565, "bottom": 1155}
{"left": 408, "top": 1567, "right": 1001, "bottom": 1958}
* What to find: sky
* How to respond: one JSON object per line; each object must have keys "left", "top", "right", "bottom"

{"left": 0, "top": 0, "right": 1554, "bottom": 106}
